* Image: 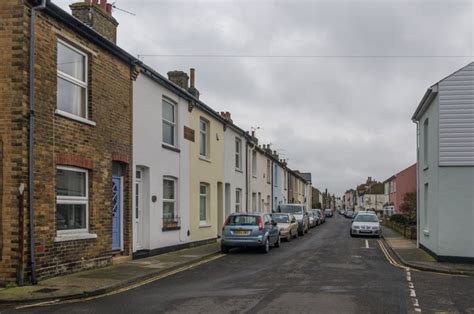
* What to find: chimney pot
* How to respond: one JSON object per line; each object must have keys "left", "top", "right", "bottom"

{"left": 190, "top": 68, "right": 195, "bottom": 88}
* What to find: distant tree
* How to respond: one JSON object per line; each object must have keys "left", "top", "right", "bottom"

{"left": 399, "top": 192, "right": 417, "bottom": 225}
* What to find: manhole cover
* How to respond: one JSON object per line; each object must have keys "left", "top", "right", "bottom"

{"left": 34, "top": 288, "right": 59, "bottom": 294}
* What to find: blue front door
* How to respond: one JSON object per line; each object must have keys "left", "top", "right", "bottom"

{"left": 112, "top": 176, "right": 122, "bottom": 251}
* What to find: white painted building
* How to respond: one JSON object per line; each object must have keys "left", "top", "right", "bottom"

{"left": 132, "top": 66, "right": 191, "bottom": 255}
{"left": 223, "top": 115, "right": 247, "bottom": 217}
{"left": 272, "top": 161, "right": 288, "bottom": 212}
{"left": 248, "top": 143, "right": 272, "bottom": 213}
{"left": 412, "top": 62, "right": 474, "bottom": 262}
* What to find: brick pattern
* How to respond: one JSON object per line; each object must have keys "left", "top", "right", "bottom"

{"left": 0, "top": 0, "right": 30, "bottom": 284}
{"left": 0, "top": 2, "right": 133, "bottom": 284}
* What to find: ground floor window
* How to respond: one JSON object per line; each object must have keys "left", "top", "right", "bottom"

{"left": 56, "top": 167, "right": 88, "bottom": 233}
{"left": 200, "top": 183, "right": 209, "bottom": 223}
{"left": 163, "top": 177, "right": 177, "bottom": 219}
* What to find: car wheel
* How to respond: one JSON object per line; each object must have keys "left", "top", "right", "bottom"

{"left": 261, "top": 238, "right": 270, "bottom": 253}
{"left": 287, "top": 233, "right": 292, "bottom": 242}
{"left": 221, "top": 245, "right": 229, "bottom": 253}
{"left": 274, "top": 235, "right": 281, "bottom": 248}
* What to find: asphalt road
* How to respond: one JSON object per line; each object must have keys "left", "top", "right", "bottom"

{"left": 9, "top": 214, "right": 474, "bottom": 313}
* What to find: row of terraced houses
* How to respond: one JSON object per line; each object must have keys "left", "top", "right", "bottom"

{"left": 0, "top": 0, "right": 313, "bottom": 284}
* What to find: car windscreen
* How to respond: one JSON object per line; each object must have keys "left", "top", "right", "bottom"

{"left": 276, "top": 205, "right": 303, "bottom": 214}
{"left": 227, "top": 215, "right": 258, "bottom": 226}
{"left": 354, "top": 214, "right": 378, "bottom": 222}
{"left": 271, "top": 214, "right": 289, "bottom": 223}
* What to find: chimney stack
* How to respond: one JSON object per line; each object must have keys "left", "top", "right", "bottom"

{"left": 70, "top": 0, "right": 119, "bottom": 43}
{"left": 167, "top": 71, "right": 189, "bottom": 90}
{"left": 220, "top": 111, "right": 233, "bottom": 123}
{"left": 188, "top": 68, "right": 200, "bottom": 99}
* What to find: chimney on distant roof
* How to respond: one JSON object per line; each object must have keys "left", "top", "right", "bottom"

{"left": 70, "top": 0, "right": 118, "bottom": 43}
{"left": 220, "top": 111, "right": 233, "bottom": 123}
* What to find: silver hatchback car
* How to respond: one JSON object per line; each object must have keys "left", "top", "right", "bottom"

{"left": 221, "top": 212, "right": 280, "bottom": 253}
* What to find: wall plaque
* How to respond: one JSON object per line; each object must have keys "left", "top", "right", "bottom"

{"left": 184, "top": 126, "right": 195, "bottom": 142}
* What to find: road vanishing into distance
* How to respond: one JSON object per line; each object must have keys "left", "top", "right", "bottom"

{"left": 7, "top": 215, "right": 474, "bottom": 313}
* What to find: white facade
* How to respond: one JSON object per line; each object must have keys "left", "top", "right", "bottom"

{"left": 272, "top": 162, "right": 288, "bottom": 212}
{"left": 132, "top": 72, "right": 191, "bottom": 253}
{"left": 412, "top": 62, "right": 474, "bottom": 261}
{"left": 224, "top": 126, "right": 247, "bottom": 217}
{"left": 362, "top": 194, "right": 387, "bottom": 211}
{"left": 248, "top": 146, "right": 272, "bottom": 213}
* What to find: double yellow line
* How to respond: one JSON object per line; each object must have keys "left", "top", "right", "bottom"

{"left": 16, "top": 254, "right": 225, "bottom": 310}
{"left": 377, "top": 239, "right": 410, "bottom": 270}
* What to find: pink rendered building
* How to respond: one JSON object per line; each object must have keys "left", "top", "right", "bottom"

{"left": 385, "top": 163, "right": 417, "bottom": 213}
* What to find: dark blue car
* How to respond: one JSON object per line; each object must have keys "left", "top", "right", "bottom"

{"left": 221, "top": 212, "right": 280, "bottom": 253}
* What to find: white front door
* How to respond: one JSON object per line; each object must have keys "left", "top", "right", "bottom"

{"left": 135, "top": 170, "right": 144, "bottom": 249}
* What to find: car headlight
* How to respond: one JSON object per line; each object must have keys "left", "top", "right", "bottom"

{"left": 372, "top": 226, "right": 379, "bottom": 230}
{"left": 353, "top": 226, "right": 360, "bottom": 229}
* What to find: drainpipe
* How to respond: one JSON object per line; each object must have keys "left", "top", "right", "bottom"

{"left": 28, "top": 0, "right": 47, "bottom": 285}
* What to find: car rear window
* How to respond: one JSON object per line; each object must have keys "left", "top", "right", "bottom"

{"left": 227, "top": 215, "right": 258, "bottom": 226}
{"left": 354, "top": 214, "right": 378, "bottom": 222}
{"left": 271, "top": 214, "right": 289, "bottom": 223}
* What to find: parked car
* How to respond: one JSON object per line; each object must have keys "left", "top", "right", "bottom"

{"left": 221, "top": 213, "right": 280, "bottom": 253}
{"left": 350, "top": 212, "right": 382, "bottom": 237}
{"left": 270, "top": 213, "right": 298, "bottom": 241}
{"left": 307, "top": 210, "right": 318, "bottom": 228}
{"left": 345, "top": 209, "right": 355, "bottom": 218}
{"left": 339, "top": 209, "right": 345, "bottom": 215}
{"left": 316, "top": 209, "right": 325, "bottom": 224}
{"left": 275, "top": 204, "right": 309, "bottom": 236}
{"left": 324, "top": 208, "right": 333, "bottom": 217}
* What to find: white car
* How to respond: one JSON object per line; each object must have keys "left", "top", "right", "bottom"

{"left": 350, "top": 212, "right": 381, "bottom": 237}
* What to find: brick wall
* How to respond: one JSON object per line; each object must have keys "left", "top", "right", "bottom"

{"left": 0, "top": 0, "right": 30, "bottom": 284}
{"left": 0, "top": 1, "right": 133, "bottom": 284}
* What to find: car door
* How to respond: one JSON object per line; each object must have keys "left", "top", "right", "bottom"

{"left": 265, "top": 214, "right": 277, "bottom": 243}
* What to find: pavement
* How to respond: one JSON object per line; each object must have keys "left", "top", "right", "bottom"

{"left": 0, "top": 242, "right": 220, "bottom": 304}
{"left": 382, "top": 226, "right": 474, "bottom": 276}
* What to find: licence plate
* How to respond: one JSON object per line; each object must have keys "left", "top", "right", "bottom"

{"left": 360, "top": 230, "right": 371, "bottom": 233}
{"left": 234, "top": 230, "right": 250, "bottom": 235}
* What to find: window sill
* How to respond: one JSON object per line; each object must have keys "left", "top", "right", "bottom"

{"left": 422, "top": 229, "right": 429, "bottom": 236}
{"left": 423, "top": 165, "right": 429, "bottom": 171}
{"left": 55, "top": 109, "right": 96, "bottom": 126}
{"left": 54, "top": 232, "right": 97, "bottom": 242}
{"left": 252, "top": 175, "right": 257, "bottom": 178}
{"left": 162, "top": 144, "right": 181, "bottom": 153}
{"left": 199, "top": 223, "right": 212, "bottom": 228}
{"left": 199, "top": 156, "right": 211, "bottom": 163}
{"left": 235, "top": 168, "right": 243, "bottom": 173}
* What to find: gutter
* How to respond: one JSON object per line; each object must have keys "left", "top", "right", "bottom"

{"left": 28, "top": 0, "right": 47, "bottom": 285}
{"left": 411, "top": 85, "right": 438, "bottom": 122}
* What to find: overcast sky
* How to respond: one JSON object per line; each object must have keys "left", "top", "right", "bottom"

{"left": 54, "top": 0, "right": 473, "bottom": 195}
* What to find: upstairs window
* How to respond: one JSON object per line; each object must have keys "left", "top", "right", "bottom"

{"left": 266, "top": 159, "right": 271, "bottom": 184}
{"left": 200, "top": 118, "right": 209, "bottom": 158}
{"left": 57, "top": 40, "right": 88, "bottom": 118}
{"left": 423, "top": 119, "right": 429, "bottom": 167}
{"left": 235, "top": 188, "right": 242, "bottom": 212}
{"left": 252, "top": 150, "right": 257, "bottom": 177}
{"left": 162, "top": 99, "right": 176, "bottom": 146}
{"left": 235, "top": 138, "right": 242, "bottom": 170}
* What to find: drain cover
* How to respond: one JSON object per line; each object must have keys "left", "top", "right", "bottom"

{"left": 34, "top": 288, "right": 59, "bottom": 294}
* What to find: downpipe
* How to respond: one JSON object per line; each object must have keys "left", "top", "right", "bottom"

{"left": 28, "top": 0, "right": 47, "bottom": 285}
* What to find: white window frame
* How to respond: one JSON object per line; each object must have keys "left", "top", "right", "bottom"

{"left": 199, "top": 118, "right": 209, "bottom": 158}
{"left": 235, "top": 137, "right": 242, "bottom": 170}
{"left": 56, "top": 166, "right": 89, "bottom": 236}
{"left": 235, "top": 188, "right": 242, "bottom": 212}
{"left": 163, "top": 177, "right": 178, "bottom": 220}
{"left": 423, "top": 118, "right": 429, "bottom": 168}
{"left": 284, "top": 170, "right": 288, "bottom": 190}
{"left": 199, "top": 183, "right": 209, "bottom": 224}
{"left": 266, "top": 159, "right": 271, "bottom": 184}
{"left": 56, "top": 39, "right": 88, "bottom": 119}
{"left": 162, "top": 98, "right": 177, "bottom": 147}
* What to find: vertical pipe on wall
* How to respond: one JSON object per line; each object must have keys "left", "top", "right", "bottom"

{"left": 28, "top": 0, "right": 47, "bottom": 284}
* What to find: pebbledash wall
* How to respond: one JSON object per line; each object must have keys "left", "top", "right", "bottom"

{"left": 132, "top": 69, "right": 191, "bottom": 255}
{"left": 0, "top": 0, "right": 135, "bottom": 284}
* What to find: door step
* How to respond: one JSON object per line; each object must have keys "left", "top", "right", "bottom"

{"left": 112, "top": 254, "right": 132, "bottom": 265}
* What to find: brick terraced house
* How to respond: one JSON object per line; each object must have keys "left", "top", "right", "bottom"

{"left": 0, "top": 0, "right": 136, "bottom": 284}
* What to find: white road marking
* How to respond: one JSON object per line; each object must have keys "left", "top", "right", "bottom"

{"left": 365, "top": 239, "right": 369, "bottom": 248}
{"left": 409, "top": 289, "right": 416, "bottom": 297}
